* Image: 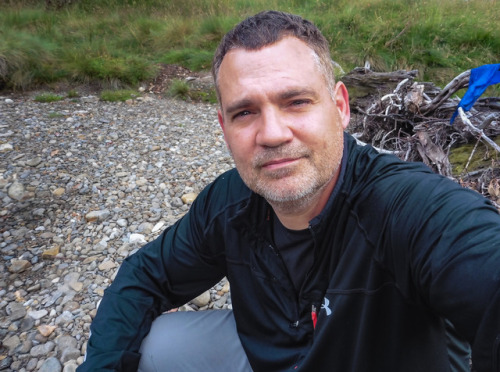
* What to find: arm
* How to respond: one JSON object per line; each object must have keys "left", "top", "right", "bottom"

{"left": 77, "top": 188, "right": 227, "bottom": 371}
{"left": 379, "top": 173, "right": 500, "bottom": 371}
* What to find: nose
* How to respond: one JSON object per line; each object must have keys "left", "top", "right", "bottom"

{"left": 255, "top": 108, "right": 293, "bottom": 148}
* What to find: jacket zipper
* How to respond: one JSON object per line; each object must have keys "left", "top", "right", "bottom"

{"left": 267, "top": 242, "right": 301, "bottom": 329}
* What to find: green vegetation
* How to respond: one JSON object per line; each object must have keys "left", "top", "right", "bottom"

{"left": 48, "top": 111, "right": 65, "bottom": 118}
{"left": 167, "top": 78, "right": 217, "bottom": 103}
{"left": 34, "top": 92, "right": 64, "bottom": 102}
{"left": 67, "top": 89, "right": 79, "bottom": 98}
{"left": 1, "top": 0, "right": 499, "bottom": 95}
{"left": 449, "top": 138, "right": 500, "bottom": 176}
{"left": 100, "top": 89, "right": 139, "bottom": 102}
{"left": 167, "top": 79, "right": 190, "bottom": 99}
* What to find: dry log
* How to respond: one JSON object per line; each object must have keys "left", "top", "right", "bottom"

{"left": 420, "top": 70, "right": 470, "bottom": 114}
{"left": 458, "top": 108, "right": 500, "bottom": 153}
{"left": 346, "top": 66, "right": 499, "bottom": 183}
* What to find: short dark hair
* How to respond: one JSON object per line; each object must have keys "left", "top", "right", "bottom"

{"left": 211, "top": 10, "right": 335, "bottom": 104}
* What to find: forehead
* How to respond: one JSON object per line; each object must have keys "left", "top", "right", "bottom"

{"left": 217, "top": 37, "right": 324, "bottom": 104}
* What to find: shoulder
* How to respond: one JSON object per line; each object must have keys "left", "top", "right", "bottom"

{"left": 341, "top": 133, "right": 498, "bottom": 229}
{"left": 190, "top": 168, "right": 253, "bottom": 219}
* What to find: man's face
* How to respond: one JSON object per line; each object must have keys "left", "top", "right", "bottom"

{"left": 217, "top": 37, "right": 350, "bottom": 204}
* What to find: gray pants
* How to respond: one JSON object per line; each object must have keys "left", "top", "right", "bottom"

{"left": 138, "top": 310, "right": 253, "bottom": 372}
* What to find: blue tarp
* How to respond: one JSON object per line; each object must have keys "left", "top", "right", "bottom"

{"left": 450, "top": 63, "right": 500, "bottom": 124}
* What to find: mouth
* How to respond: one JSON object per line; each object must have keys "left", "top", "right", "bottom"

{"left": 261, "top": 157, "right": 301, "bottom": 170}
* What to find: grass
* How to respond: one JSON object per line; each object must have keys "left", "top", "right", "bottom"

{"left": 34, "top": 92, "right": 64, "bottom": 102}
{"left": 100, "top": 89, "right": 139, "bottom": 102}
{"left": 167, "top": 79, "right": 190, "bottom": 99}
{"left": 67, "top": 89, "right": 79, "bottom": 98}
{"left": 0, "top": 0, "right": 499, "bottom": 96}
{"left": 48, "top": 111, "right": 65, "bottom": 118}
{"left": 167, "top": 78, "right": 218, "bottom": 103}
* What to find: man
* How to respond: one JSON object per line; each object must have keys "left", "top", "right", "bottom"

{"left": 78, "top": 11, "right": 500, "bottom": 372}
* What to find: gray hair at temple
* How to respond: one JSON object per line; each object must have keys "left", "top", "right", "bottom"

{"left": 211, "top": 10, "right": 336, "bottom": 105}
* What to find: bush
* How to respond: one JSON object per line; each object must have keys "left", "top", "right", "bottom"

{"left": 167, "top": 79, "right": 190, "bottom": 99}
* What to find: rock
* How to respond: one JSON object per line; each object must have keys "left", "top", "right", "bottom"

{"left": 213, "top": 293, "right": 229, "bottom": 309}
{"left": 17, "top": 339, "right": 32, "bottom": 354}
{"left": 63, "top": 362, "right": 78, "bottom": 372}
{"left": 28, "top": 309, "right": 48, "bottom": 320}
{"left": 98, "top": 260, "right": 116, "bottom": 271}
{"left": 191, "top": 290, "right": 211, "bottom": 308}
{"left": 38, "top": 324, "right": 57, "bottom": 337}
{"left": 129, "top": 233, "right": 147, "bottom": 245}
{"left": 82, "top": 256, "right": 99, "bottom": 264}
{"left": 81, "top": 95, "right": 98, "bottom": 103}
{"left": 52, "top": 188, "right": 66, "bottom": 196}
{"left": 137, "top": 222, "right": 153, "bottom": 234}
{"left": 0, "top": 356, "right": 13, "bottom": 370}
{"left": 0, "top": 143, "right": 13, "bottom": 152}
{"left": 85, "top": 209, "right": 110, "bottom": 222}
{"left": 38, "top": 357, "right": 62, "bottom": 372}
{"left": 20, "top": 316, "right": 35, "bottom": 332}
{"left": 56, "top": 335, "right": 78, "bottom": 350}
{"left": 26, "top": 358, "right": 38, "bottom": 371}
{"left": 0, "top": 89, "right": 236, "bottom": 370}
{"left": 42, "top": 246, "right": 60, "bottom": 259}
{"left": 7, "top": 181, "right": 25, "bottom": 201}
{"left": 6, "top": 302, "right": 26, "bottom": 321}
{"left": 181, "top": 192, "right": 198, "bottom": 204}
{"left": 116, "top": 218, "right": 128, "bottom": 227}
{"left": 2, "top": 335, "right": 20, "bottom": 352}
{"left": 61, "top": 348, "right": 81, "bottom": 363}
{"left": 8, "top": 259, "right": 32, "bottom": 273}
{"left": 4, "top": 98, "right": 14, "bottom": 104}
{"left": 69, "top": 281, "right": 83, "bottom": 292}
{"left": 171, "top": 197, "right": 184, "bottom": 207}
{"left": 56, "top": 311, "right": 73, "bottom": 325}
{"left": 30, "top": 341, "right": 56, "bottom": 357}
{"left": 151, "top": 221, "right": 165, "bottom": 233}
{"left": 26, "top": 157, "right": 42, "bottom": 167}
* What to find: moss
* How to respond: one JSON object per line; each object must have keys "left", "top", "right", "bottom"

{"left": 449, "top": 137, "right": 500, "bottom": 175}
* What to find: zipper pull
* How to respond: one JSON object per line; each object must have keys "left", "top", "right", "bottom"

{"left": 311, "top": 304, "right": 318, "bottom": 329}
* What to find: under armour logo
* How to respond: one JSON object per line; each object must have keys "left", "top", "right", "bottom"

{"left": 321, "top": 297, "right": 332, "bottom": 316}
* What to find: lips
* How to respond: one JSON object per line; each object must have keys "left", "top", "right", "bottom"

{"left": 262, "top": 157, "right": 299, "bottom": 169}
{"left": 253, "top": 145, "right": 310, "bottom": 171}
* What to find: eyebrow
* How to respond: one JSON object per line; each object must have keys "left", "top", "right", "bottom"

{"left": 224, "top": 88, "right": 319, "bottom": 117}
{"left": 225, "top": 99, "right": 254, "bottom": 117}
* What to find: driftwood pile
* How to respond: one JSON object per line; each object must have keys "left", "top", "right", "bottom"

{"left": 341, "top": 67, "right": 500, "bottom": 208}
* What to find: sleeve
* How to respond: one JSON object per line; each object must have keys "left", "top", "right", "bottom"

{"left": 377, "top": 172, "right": 500, "bottom": 371}
{"left": 76, "top": 186, "right": 227, "bottom": 371}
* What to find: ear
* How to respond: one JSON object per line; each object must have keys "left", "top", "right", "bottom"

{"left": 217, "top": 109, "right": 225, "bottom": 132}
{"left": 334, "top": 81, "right": 350, "bottom": 129}
{"left": 218, "top": 109, "right": 231, "bottom": 152}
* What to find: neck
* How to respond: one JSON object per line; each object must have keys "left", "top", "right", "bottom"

{"left": 270, "top": 167, "right": 340, "bottom": 230}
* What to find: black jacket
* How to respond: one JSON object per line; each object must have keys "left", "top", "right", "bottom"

{"left": 79, "top": 133, "right": 500, "bottom": 371}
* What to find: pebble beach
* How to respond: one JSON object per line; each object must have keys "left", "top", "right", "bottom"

{"left": 0, "top": 91, "right": 234, "bottom": 371}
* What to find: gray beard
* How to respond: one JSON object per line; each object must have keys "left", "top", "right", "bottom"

{"left": 255, "top": 170, "right": 334, "bottom": 215}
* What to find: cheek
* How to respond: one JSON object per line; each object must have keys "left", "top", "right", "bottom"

{"left": 225, "top": 129, "right": 253, "bottom": 161}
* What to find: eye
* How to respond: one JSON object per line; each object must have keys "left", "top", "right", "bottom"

{"left": 233, "top": 110, "right": 252, "bottom": 120}
{"left": 290, "top": 99, "right": 310, "bottom": 107}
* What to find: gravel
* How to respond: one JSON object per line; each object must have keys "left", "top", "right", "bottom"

{"left": 0, "top": 90, "right": 234, "bottom": 371}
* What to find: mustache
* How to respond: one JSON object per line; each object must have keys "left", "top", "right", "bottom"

{"left": 252, "top": 145, "right": 310, "bottom": 167}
